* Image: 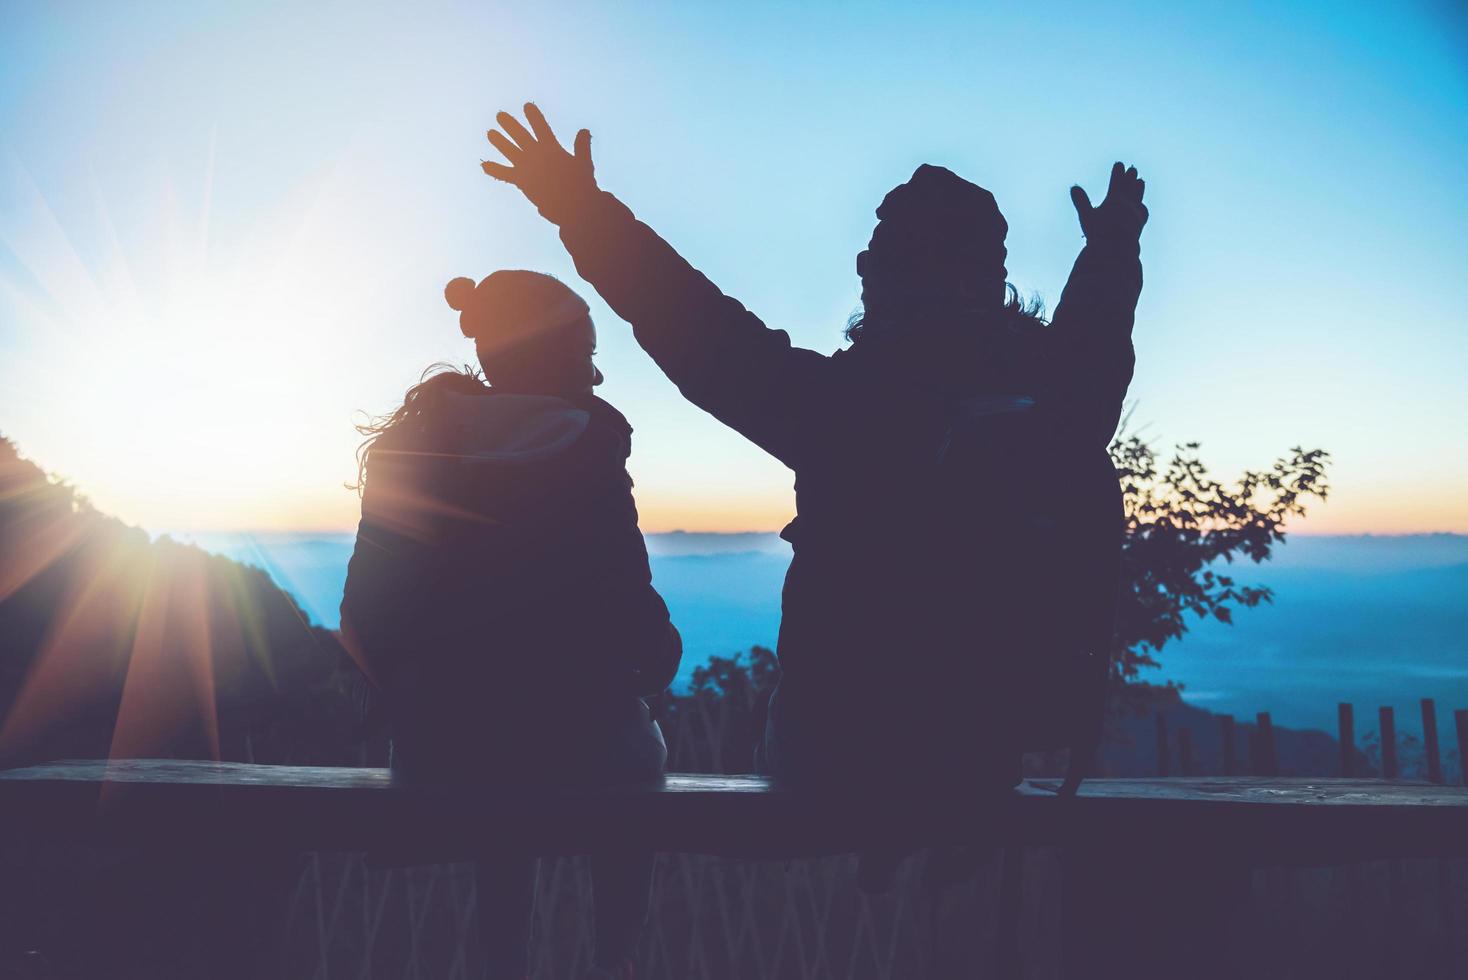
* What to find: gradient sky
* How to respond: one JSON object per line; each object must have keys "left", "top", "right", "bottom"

{"left": 2, "top": 1, "right": 1465, "bottom": 533}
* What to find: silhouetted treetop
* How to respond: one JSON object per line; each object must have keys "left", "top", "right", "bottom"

{"left": 1109, "top": 434, "right": 1330, "bottom": 683}
{"left": 0, "top": 434, "right": 363, "bottom": 767}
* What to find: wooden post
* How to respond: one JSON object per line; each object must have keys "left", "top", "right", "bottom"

{"left": 1455, "top": 710, "right": 1468, "bottom": 786}
{"left": 1338, "top": 703, "right": 1355, "bottom": 777}
{"left": 1422, "top": 699, "right": 1443, "bottom": 784}
{"left": 1256, "top": 712, "right": 1278, "bottom": 777}
{"left": 1380, "top": 706, "right": 1398, "bottom": 779}
{"left": 1178, "top": 727, "right": 1193, "bottom": 776}
{"left": 1221, "top": 715, "right": 1236, "bottom": 776}
{"left": 1155, "top": 712, "right": 1170, "bottom": 777}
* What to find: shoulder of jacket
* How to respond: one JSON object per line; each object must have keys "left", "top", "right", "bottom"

{"left": 582, "top": 395, "right": 633, "bottom": 441}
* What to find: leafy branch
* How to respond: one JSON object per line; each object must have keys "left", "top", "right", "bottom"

{"left": 1109, "top": 435, "right": 1330, "bottom": 683}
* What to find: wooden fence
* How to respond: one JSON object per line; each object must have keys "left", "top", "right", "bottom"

{"left": 1151, "top": 698, "right": 1468, "bottom": 782}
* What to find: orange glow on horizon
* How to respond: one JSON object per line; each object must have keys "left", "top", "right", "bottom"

{"left": 157, "top": 501, "right": 1468, "bottom": 539}
{"left": 138, "top": 484, "right": 800, "bottom": 536}
{"left": 1283, "top": 498, "right": 1468, "bottom": 537}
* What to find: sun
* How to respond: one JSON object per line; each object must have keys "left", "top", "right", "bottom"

{"left": 0, "top": 147, "right": 394, "bottom": 532}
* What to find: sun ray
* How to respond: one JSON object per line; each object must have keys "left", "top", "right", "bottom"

{"left": 218, "top": 555, "right": 279, "bottom": 689}
{"left": 198, "top": 125, "right": 216, "bottom": 271}
{"left": 0, "top": 532, "right": 146, "bottom": 763}
{"left": 85, "top": 163, "right": 143, "bottom": 316}
{"left": 107, "top": 546, "right": 220, "bottom": 773}
{"left": 0, "top": 485, "right": 89, "bottom": 604}
{"left": 0, "top": 150, "right": 108, "bottom": 348}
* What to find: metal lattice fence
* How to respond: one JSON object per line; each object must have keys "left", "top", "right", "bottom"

{"left": 266, "top": 690, "right": 1468, "bottom": 979}
{"left": 280, "top": 848, "right": 1057, "bottom": 980}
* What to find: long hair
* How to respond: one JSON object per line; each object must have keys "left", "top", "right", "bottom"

{"left": 350, "top": 363, "right": 488, "bottom": 494}
{"left": 844, "top": 283, "right": 1048, "bottom": 344}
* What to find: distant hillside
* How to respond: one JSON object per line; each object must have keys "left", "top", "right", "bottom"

{"left": 1160, "top": 535, "right": 1468, "bottom": 737}
{"left": 1263, "top": 533, "right": 1468, "bottom": 572}
{"left": 645, "top": 531, "right": 789, "bottom": 557}
{"left": 182, "top": 529, "right": 1468, "bottom": 743}
{"left": 0, "top": 436, "right": 363, "bottom": 766}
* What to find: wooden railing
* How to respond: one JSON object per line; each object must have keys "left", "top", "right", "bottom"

{"left": 1151, "top": 698, "right": 1468, "bottom": 782}
{"left": 3, "top": 688, "right": 1468, "bottom": 979}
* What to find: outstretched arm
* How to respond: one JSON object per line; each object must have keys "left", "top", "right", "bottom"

{"left": 482, "top": 104, "right": 827, "bottom": 468}
{"left": 1045, "top": 162, "right": 1147, "bottom": 447}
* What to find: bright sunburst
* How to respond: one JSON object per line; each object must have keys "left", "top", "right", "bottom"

{"left": 0, "top": 142, "right": 398, "bottom": 532}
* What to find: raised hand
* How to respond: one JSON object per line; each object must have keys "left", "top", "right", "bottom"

{"left": 1070, "top": 162, "right": 1148, "bottom": 242}
{"left": 481, "top": 103, "right": 597, "bottom": 224}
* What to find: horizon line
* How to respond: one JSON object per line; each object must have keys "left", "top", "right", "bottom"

{"left": 158, "top": 527, "right": 1468, "bottom": 539}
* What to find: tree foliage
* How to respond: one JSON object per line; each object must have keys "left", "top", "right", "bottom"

{"left": 687, "top": 644, "right": 780, "bottom": 703}
{"left": 0, "top": 434, "right": 365, "bottom": 767}
{"left": 649, "top": 646, "right": 779, "bottom": 774}
{"left": 1109, "top": 434, "right": 1330, "bottom": 684}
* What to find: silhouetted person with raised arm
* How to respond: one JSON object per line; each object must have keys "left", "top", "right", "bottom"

{"left": 481, "top": 104, "right": 1144, "bottom": 801}
{"left": 340, "top": 271, "right": 680, "bottom": 980}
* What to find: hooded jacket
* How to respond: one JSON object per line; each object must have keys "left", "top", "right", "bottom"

{"left": 549, "top": 188, "right": 1141, "bottom": 786}
{"left": 340, "top": 386, "right": 680, "bottom": 776}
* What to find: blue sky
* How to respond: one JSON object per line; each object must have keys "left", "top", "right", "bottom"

{"left": 1, "top": 0, "right": 1465, "bottom": 531}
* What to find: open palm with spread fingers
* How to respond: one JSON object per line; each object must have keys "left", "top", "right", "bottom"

{"left": 1070, "top": 162, "right": 1148, "bottom": 242}
{"left": 482, "top": 103, "right": 598, "bottom": 224}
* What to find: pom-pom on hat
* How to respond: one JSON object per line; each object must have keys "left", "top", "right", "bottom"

{"left": 444, "top": 270, "right": 591, "bottom": 344}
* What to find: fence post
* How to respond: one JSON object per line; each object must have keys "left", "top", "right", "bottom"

{"left": 1221, "top": 715, "right": 1236, "bottom": 776}
{"left": 1178, "top": 727, "right": 1193, "bottom": 777}
{"left": 1155, "top": 712, "right": 1170, "bottom": 777}
{"left": 1338, "top": 703, "right": 1355, "bottom": 777}
{"left": 1256, "top": 712, "right": 1278, "bottom": 777}
{"left": 1422, "top": 699, "right": 1443, "bottom": 784}
{"left": 1455, "top": 710, "right": 1468, "bottom": 786}
{"left": 1380, "top": 706, "right": 1398, "bottom": 779}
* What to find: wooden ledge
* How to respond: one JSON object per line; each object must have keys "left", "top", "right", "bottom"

{"left": 1, "top": 760, "right": 1464, "bottom": 863}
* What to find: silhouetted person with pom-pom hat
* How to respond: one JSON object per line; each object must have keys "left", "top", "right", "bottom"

{"left": 341, "top": 269, "right": 678, "bottom": 979}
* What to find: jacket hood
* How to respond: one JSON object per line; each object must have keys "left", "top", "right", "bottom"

{"left": 436, "top": 391, "right": 597, "bottom": 464}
